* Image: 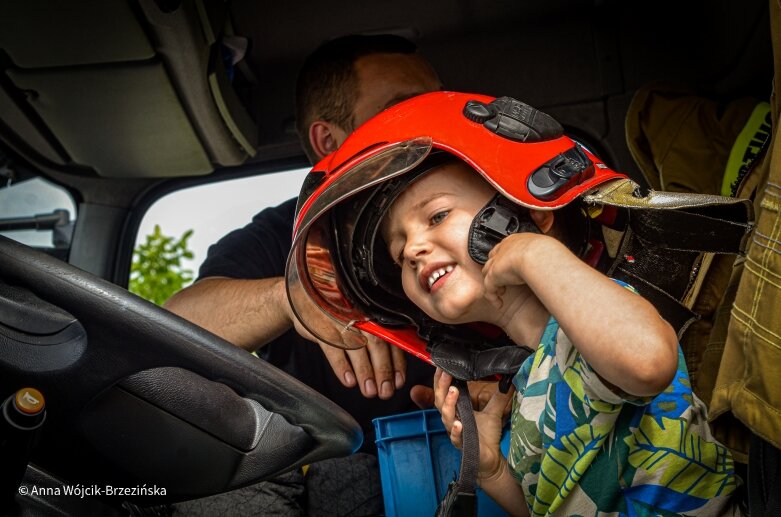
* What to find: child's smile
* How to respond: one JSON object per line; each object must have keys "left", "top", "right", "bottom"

{"left": 420, "top": 262, "right": 455, "bottom": 292}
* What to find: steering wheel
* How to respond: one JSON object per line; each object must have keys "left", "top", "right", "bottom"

{"left": 0, "top": 235, "right": 361, "bottom": 503}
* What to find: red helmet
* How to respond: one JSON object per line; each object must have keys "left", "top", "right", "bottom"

{"left": 286, "top": 92, "right": 627, "bottom": 365}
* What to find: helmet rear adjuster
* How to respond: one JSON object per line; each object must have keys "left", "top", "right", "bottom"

{"left": 463, "top": 97, "right": 563, "bottom": 142}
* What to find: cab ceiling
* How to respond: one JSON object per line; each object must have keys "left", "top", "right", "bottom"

{"left": 0, "top": 0, "right": 773, "bottom": 187}
{"left": 234, "top": 0, "right": 772, "bottom": 176}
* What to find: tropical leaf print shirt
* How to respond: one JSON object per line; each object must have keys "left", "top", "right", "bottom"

{"left": 508, "top": 313, "right": 740, "bottom": 516}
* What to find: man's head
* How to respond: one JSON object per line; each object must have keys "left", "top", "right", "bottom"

{"left": 295, "top": 34, "right": 442, "bottom": 163}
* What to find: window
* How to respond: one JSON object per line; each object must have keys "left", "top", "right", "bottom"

{"left": 0, "top": 176, "right": 77, "bottom": 256}
{"left": 134, "top": 167, "right": 310, "bottom": 282}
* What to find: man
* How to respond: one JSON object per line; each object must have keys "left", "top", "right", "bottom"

{"left": 165, "top": 34, "right": 442, "bottom": 515}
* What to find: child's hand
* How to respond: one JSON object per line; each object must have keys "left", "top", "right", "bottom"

{"left": 410, "top": 380, "right": 511, "bottom": 415}
{"left": 482, "top": 233, "right": 546, "bottom": 307}
{"left": 434, "top": 368, "right": 513, "bottom": 483}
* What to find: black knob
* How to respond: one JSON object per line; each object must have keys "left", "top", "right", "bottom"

{"left": 463, "top": 100, "right": 496, "bottom": 123}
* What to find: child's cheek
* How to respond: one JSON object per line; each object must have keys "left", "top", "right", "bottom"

{"left": 401, "top": 269, "right": 419, "bottom": 300}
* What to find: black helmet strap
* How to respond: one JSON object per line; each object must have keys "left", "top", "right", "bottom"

{"left": 417, "top": 316, "right": 532, "bottom": 386}
{"left": 468, "top": 194, "right": 540, "bottom": 264}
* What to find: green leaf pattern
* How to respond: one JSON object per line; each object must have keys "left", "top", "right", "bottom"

{"left": 532, "top": 422, "right": 611, "bottom": 515}
{"left": 507, "top": 317, "right": 739, "bottom": 516}
{"left": 625, "top": 411, "right": 737, "bottom": 500}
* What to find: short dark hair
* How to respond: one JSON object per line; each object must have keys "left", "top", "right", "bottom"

{"left": 295, "top": 34, "right": 418, "bottom": 162}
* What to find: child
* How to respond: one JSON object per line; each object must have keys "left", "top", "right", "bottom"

{"left": 286, "top": 92, "right": 741, "bottom": 516}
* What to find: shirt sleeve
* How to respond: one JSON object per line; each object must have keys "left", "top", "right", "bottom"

{"left": 197, "top": 197, "right": 297, "bottom": 281}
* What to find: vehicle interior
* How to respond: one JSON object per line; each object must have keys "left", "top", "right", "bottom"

{"left": 0, "top": 0, "right": 774, "bottom": 515}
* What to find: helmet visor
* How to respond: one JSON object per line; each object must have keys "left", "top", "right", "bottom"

{"left": 285, "top": 138, "right": 432, "bottom": 349}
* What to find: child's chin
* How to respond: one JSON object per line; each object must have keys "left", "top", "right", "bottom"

{"left": 427, "top": 304, "right": 474, "bottom": 325}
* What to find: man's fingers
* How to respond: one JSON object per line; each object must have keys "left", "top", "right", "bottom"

{"left": 317, "top": 331, "right": 409, "bottom": 400}
{"left": 318, "top": 342, "right": 356, "bottom": 388}
{"left": 410, "top": 385, "right": 435, "bottom": 409}
{"left": 365, "top": 335, "right": 396, "bottom": 400}
{"left": 346, "top": 346, "right": 377, "bottom": 398}
{"left": 390, "top": 345, "right": 407, "bottom": 389}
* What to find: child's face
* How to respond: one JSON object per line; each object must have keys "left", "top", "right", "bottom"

{"left": 381, "top": 162, "right": 498, "bottom": 324}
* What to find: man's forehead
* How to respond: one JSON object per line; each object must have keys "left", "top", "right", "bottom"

{"left": 363, "top": 54, "right": 439, "bottom": 87}
{"left": 355, "top": 51, "right": 438, "bottom": 78}
{"left": 381, "top": 91, "right": 425, "bottom": 111}
{"left": 351, "top": 52, "right": 442, "bottom": 124}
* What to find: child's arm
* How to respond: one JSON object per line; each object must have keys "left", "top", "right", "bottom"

{"left": 483, "top": 233, "right": 678, "bottom": 397}
{"left": 434, "top": 369, "right": 529, "bottom": 517}
{"left": 479, "top": 463, "right": 531, "bottom": 517}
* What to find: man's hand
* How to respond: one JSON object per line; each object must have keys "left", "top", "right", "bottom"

{"left": 286, "top": 283, "right": 407, "bottom": 399}
{"left": 318, "top": 336, "right": 407, "bottom": 399}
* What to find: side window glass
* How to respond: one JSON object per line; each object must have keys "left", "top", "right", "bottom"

{"left": 131, "top": 167, "right": 309, "bottom": 305}
{"left": 0, "top": 176, "right": 77, "bottom": 259}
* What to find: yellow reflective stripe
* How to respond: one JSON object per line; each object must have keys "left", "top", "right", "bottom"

{"left": 585, "top": 205, "right": 603, "bottom": 219}
{"left": 721, "top": 102, "right": 772, "bottom": 197}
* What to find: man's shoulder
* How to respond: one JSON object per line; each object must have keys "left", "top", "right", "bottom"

{"left": 259, "top": 196, "right": 298, "bottom": 217}
{"left": 249, "top": 197, "right": 297, "bottom": 228}
{"left": 197, "top": 197, "right": 297, "bottom": 280}
{"left": 223, "top": 197, "right": 296, "bottom": 243}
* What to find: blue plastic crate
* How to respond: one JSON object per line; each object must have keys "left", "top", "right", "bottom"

{"left": 374, "top": 409, "right": 509, "bottom": 517}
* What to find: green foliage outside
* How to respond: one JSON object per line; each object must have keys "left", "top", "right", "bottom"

{"left": 129, "top": 225, "right": 194, "bottom": 305}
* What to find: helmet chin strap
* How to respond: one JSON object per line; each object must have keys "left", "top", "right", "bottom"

{"left": 468, "top": 194, "right": 540, "bottom": 264}
{"left": 422, "top": 322, "right": 532, "bottom": 387}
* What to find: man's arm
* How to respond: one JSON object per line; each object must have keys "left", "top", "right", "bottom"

{"left": 164, "top": 275, "right": 408, "bottom": 399}
{"left": 164, "top": 276, "right": 290, "bottom": 350}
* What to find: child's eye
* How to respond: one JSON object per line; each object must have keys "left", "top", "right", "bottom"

{"left": 430, "top": 211, "right": 449, "bottom": 225}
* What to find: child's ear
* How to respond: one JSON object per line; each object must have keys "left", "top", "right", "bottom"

{"left": 530, "top": 210, "right": 555, "bottom": 234}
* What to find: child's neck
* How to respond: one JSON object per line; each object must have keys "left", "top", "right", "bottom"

{"left": 491, "top": 286, "right": 550, "bottom": 350}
